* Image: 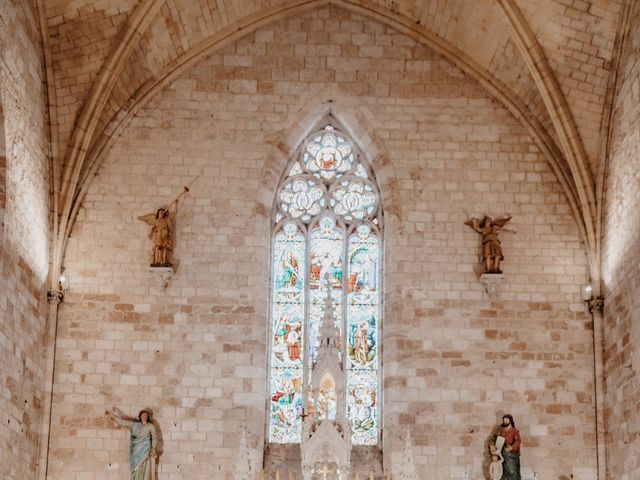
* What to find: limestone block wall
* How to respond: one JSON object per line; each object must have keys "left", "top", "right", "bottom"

{"left": 0, "top": 0, "right": 51, "bottom": 478}
{"left": 52, "top": 6, "right": 593, "bottom": 480}
{"left": 602, "top": 2, "right": 640, "bottom": 480}
{"left": 0, "top": 101, "right": 6, "bottom": 223}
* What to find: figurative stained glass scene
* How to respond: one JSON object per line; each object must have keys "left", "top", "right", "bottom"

{"left": 269, "top": 222, "right": 305, "bottom": 443}
{"left": 347, "top": 224, "right": 379, "bottom": 371}
{"left": 269, "top": 123, "right": 382, "bottom": 445}
{"left": 347, "top": 370, "right": 378, "bottom": 445}
{"left": 346, "top": 224, "right": 380, "bottom": 445}
{"left": 270, "top": 368, "right": 303, "bottom": 443}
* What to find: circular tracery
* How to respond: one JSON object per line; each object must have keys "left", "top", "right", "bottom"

{"left": 302, "top": 126, "right": 354, "bottom": 180}
{"left": 279, "top": 125, "right": 379, "bottom": 224}
{"left": 330, "top": 177, "right": 377, "bottom": 222}
{"left": 278, "top": 176, "right": 325, "bottom": 222}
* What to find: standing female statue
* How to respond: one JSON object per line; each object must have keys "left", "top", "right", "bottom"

{"left": 106, "top": 407, "right": 157, "bottom": 479}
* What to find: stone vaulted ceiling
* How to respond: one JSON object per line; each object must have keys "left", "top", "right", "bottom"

{"left": 41, "top": 0, "right": 632, "bottom": 291}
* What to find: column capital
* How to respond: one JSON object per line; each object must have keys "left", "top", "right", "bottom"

{"left": 588, "top": 296, "right": 604, "bottom": 313}
{"left": 47, "top": 290, "right": 64, "bottom": 304}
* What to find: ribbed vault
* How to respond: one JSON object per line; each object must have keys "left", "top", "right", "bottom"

{"left": 42, "top": 0, "right": 626, "bottom": 298}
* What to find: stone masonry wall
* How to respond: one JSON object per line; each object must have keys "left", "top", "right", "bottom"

{"left": 0, "top": 101, "right": 6, "bottom": 225}
{"left": 602, "top": 2, "right": 640, "bottom": 480}
{"left": 51, "top": 6, "right": 594, "bottom": 479}
{"left": 0, "top": 0, "right": 51, "bottom": 478}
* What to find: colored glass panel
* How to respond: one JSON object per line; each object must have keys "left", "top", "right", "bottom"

{"left": 269, "top": 222, "right": 305, "bottom": 443}
{"left": 347, "top": 225, "right": 379, "bottom": 444}
{"left": 346, "top": 370, "right": 378, "bottom": 445}
{"left": 289, "top": 162, "right": 303, "bottom": 176}
{"left": 279, "top": 177, "right": 324, "bottom": 222}
{"left": 269, "top": 124, "right": 382, "bottom": 446}
{"left": 347, "top": 225, "right": 379, "bottom": 304}
{"left": 269, "top": 368, "right": 303, "bottom": 443}
{"left": 272, "top": 222, "right": 305, "bottom": 303}
{"left": 303, "top": 127, "right": 354, "bottom": 180}
{"left": 347, "top": 306, "right": 377, "bottom": 370}
{"left": 309, "top": 216, "right": 344, "bottom": 290}
{"left": 355, "top": 164, "right": 369, "bottom": 178}
{"left": 271, "top": 304, "right": 303, "bottom": 369}
{"left": 331, "top": 178, "right": 378, "bottom": 222}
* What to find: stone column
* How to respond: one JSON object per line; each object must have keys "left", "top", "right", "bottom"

{"left": 36, "top": 290, "right": 64, "bottom": 480}
{"left": 589, "top": 296, "right": 606, "bottom": 480}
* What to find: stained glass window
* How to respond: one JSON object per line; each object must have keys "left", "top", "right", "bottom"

{"left": 268, "top": 123, "right": 382, "bottom": 446}
{"left": 346, "top": 224, "right": 380, "bottom": 445}
{"left": 269, "top": 222, "right": 305, "bottom": 444}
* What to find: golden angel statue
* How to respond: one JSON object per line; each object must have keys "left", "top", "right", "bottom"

{"left": 464, "top": 215, "right": 515, "bottom": 274}
{"left": 138, "top": 187, "right": 190, "bottom": 267}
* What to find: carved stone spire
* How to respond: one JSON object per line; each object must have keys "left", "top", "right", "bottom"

{"left": 315, "top": 278, "right": 341, "bottom": 364}
{"left": 234, "top": 427, "right": 252, "bottom": 480}
{"left": 399, "top": 430, "right": 417, "bottom": 480}
{"left": 301, "top": 275, "right": 352, "bottom": 480}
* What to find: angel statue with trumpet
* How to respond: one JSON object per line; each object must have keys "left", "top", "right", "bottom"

{"left": 138, "top": 180, "right": 196, "bottom": 267}
{"left": 464, "top": 214, "right": 515, "bottom": 274}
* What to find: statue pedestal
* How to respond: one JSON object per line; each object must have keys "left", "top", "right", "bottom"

{"left": 149, "top": 266, "right": 175, "bottom": 288}
{"left": 479, "top": 273, "right": 504, "bottom": 299}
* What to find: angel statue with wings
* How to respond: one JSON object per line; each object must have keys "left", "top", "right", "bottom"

{"left": 138, "top": 186, "right": 190, "bottom": 267}
{"left": 464, "top": 214, "right": 515, "bottom": 274}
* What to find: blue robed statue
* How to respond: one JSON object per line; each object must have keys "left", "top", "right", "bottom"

{"left": 106, "top": 407, "right": 158, "bottom": 480}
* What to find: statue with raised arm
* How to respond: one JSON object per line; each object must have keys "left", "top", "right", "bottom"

{"left": 138, "top": 187, "right": 190, "bottom": 267}
{"left": 465, "top": 214, "right": 514, "bottom": 274}
{"left": 105, "top": 407, "right": 157, "bottom": 480}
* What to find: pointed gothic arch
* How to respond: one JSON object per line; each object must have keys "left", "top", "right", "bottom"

{"left": 267, "top": 117, "right": 383, "bottom": 447}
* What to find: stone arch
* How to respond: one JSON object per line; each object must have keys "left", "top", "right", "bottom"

{"left": 256, "top": 92, "right": 401, "bottom": 394}
{"left": 58, "top": 0, "right": 593, "bottom": 287}
{"left": 255, "top": 86, "right": 400, "bottom": 227}
{"left": 263, "top": 88, "right": 390, "bottom": 460}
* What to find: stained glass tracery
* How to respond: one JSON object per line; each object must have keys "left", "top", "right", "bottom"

{"left": 269, "top": 124, "right": 381, "bottom": 446}
{"left": 279, "top": 176, "right": 325, "bottom": 222}
{"left": 303, "top": 127, "right": 354, "bottom": 179}
{"left": 330, "top": 177, "right": 378, "bottom": 222}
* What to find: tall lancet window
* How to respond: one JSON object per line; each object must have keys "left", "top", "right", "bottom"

{"left": 268, "top": 122, "right": 382, "bottom": 446}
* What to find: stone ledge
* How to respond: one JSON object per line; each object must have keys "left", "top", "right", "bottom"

{"left": 479, "top": 273, "right": 504, "bottom": 299}
{"left": 149, "top": 266, "right": 175, "bottom": 288}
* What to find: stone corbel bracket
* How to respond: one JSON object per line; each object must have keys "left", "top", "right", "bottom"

{"left": 479, "top": 273, "right": 504, "bottom": 299}
{"left": 47, "top": 290, "right": 64, "bottom": 304}
{"left": 588, "top": 296, "right": 604, "bottom": 314}
{"left": 149, "top": 266, "right": 175, "bottom": 289}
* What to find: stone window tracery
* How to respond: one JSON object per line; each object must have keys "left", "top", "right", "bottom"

{"left": 268, "top": 123, "right": 382, "bottom": 446}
